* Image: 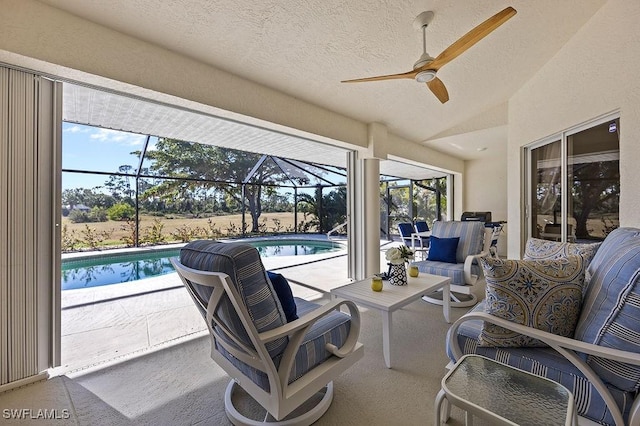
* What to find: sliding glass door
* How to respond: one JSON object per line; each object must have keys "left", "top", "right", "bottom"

{"left": 529, "top": 140, "right": 563, "bottom": 241}
{"left": 567, "top": 119, "right": 620, "bottom": 241}
{"left": 526, "top": 115, "right": 620, "bottom": 244}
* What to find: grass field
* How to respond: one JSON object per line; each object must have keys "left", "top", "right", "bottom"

{"left": 61, "top": 212, "right": 308, "bottom": 251}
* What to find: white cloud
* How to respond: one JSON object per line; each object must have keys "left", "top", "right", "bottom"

{"left": 63, "top": 124, "right": 90, "bottom": 134}
{"left": 145, "top": 139, "right": 158, "bottom": 151}
{"left": 89, "top": 128, "right": 146, "bottom": 146}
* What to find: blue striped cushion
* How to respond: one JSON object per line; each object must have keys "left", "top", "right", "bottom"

{"left": 219, "top": 297, "right": 352, "bottom": 391}
{"left": 432, "top": 221, "right": 485, "bottom": 263}
{"left": 585, "top": 228, "right": 640, "bottom": 280}
{"left": 447, "top": 302, "right": 635, "bottom": 426}
{"left": 288, "top": 299, "right": 352, "bottom": 382}
{"left": 180, "top": 240, "right": 288, "bottom": 358}
{"left": 573, "top": 228, "right": 640, "bottom": 392}
{"left": 414, "top": 260, "right": 481, "bottom": 286}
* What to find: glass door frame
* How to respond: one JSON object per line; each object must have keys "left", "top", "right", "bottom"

{"left": 524, "top": 111, "right": 620, "bottom": 245}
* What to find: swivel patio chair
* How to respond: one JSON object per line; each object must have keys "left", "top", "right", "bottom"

{"left": 412, "top": 220, "right": 488, "bottom": 307}
{"left": 171, "top": 240, "right": 363, "bottom": 425}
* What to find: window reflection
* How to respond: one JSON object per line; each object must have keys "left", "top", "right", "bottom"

{"left": 529, "top": 119, "right": 619, "bottom": 243}
{"left": 567, "top": 119, "right": 620, "bottom": 240}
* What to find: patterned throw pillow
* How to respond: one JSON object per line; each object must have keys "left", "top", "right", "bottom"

{"left": 478, "top": 255, "right": 586, "bottom": 347}
{"left": 524, "top": 238, "right": 601, "bottom": 266}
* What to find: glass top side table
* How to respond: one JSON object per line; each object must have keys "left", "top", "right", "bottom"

{"left": 434, "top": 354, "right": 577, "bottom": 426}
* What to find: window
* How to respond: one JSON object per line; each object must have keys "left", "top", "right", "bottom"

{"left": 526, "top": 115, "right": 620, "bottom": 243}
{"left": 380, "top": 177, "right": 448, "bottom": 239}
{"left": 61, "top": 123, "right": 349, "bottom": 250}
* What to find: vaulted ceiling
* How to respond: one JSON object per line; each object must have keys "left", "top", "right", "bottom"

{"left": 38, "top": 0, "right": 606, "bottom": 161}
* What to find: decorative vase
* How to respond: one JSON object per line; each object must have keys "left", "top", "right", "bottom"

{"left": 388, "top": 263, "right": 408, "bottom": 286}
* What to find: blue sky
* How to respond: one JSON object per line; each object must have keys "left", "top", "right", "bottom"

{"left": 62, "top": 122, "right": 347, "bottom": 195}
{"left": 62, "top": 123, "right": 157, "bottom": 191}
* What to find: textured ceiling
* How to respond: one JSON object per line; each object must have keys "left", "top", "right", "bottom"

{"left": 40, "top": 0, "right": 606, "bottom": 160}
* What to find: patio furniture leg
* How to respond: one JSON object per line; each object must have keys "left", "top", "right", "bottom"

{"left": 382, "top": 310, "right": 393, "bottom": 368}
{"left": 465, "top": 410, "right": 473, "bottom": 426}
{"left": 443, "top": 283, "right": 451, "bottom": 323}
{"left": 434, "top": 390, "right": 454, "bottom": 425}
{"left": 434, "top": 389, "right": 445, "bottom": 425}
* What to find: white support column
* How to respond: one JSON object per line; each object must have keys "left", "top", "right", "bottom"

{"left": 451, "top": 173, "right": 462, "bottom": 221}
{"left": 361, "top": 157, "right": 381, "bottom": 279}
{"left": 348, "top": 152, "right": 380, "bottom": 280}
{"left": 348, "top": 123, "right": 385, "bottom": 280}
{"left": 347, "top": 151, "right": 357, "bottom": 280}
{"left": 349, "top": 159, "right": 380, "bottom": 280}
{"left": 349, "top": 155, "right": 381, "bottom": 280}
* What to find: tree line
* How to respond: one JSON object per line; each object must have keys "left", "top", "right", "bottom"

{"left": 62, "top": 140, "right": 347, "bottom": 234}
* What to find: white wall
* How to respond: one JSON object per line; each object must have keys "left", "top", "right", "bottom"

{"left": 508, "top": 0, "right": 640, "bottom": 258}
{"left": 464, "top": 157, "right": 508, "bottom": 222}
{"left": 464, "top": 147, "right": 508, "bottom": 256}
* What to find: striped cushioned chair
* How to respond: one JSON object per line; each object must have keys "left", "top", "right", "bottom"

{"left": 413, "top": 220, "right": 488, "bottom": 307}
{"left": 446, "top": 228, "right": 640, "bottom": 426}
{"left": 172, "top": 240, "right": 363, "bottom": 425}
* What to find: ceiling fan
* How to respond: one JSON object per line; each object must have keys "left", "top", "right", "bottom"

{"left": 341, "top": 7, "right": 517, "bottom": 103}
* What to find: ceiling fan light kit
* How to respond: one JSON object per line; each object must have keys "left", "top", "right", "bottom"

{"left": 341, "top": 7, "right": 517, "bottom": 104}
{"left": 415, "top": 70, "right": 437, "bottom": 83}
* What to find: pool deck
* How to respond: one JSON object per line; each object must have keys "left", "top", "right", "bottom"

{"left": 58, "top": 238, "right": 400, "bottom": 373}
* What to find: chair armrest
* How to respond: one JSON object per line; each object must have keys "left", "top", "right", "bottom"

{"left": 258, "top": 298, "right": 359, "bottom": 348}
{"left": 449, "top": 311, "right": 640, "bottom": 365}
{"left": 259, "top": 298, "right": 360, "bottom": 357}
{"left": 259, "top": 298, "right": 361, "bottom": 387}
{"left": 463, "top": 252, "right": 487, "bottom": 285}
{"left": 448, "top": 311, "right": 640, "bottom": 426}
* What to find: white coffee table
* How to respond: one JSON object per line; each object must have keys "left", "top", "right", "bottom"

{"left": 331, "top": 274, "right": 450, "bottom": 368}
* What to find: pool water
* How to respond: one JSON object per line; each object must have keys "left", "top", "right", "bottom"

{"left": 62, "top": 250, "right": 179, "bottom": 290}
{"left": 61, "top": 240, "right": 342, "bottom": 290}
{"left": 251, "top": 240, "right": 338, "bottom": 257}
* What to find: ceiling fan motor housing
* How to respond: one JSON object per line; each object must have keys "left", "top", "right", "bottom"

{"left": 414, "top": 52, "right": 436, "bottom": 82}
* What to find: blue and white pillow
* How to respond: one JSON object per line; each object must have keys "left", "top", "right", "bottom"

{"left": 479, "top": 255, "right": 586, "bottom": 347}
{"left": 573, "top": 228, "right": 640, "bottom": 393}
{"left": 524, "top": 238, "right": 600, "bottom": 266}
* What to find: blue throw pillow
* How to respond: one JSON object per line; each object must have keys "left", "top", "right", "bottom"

{"left": 427, "top": 236, "right": 459, "bottom": 263}
{"left": 267, "top": 271, "right": 298, "bottom": 322}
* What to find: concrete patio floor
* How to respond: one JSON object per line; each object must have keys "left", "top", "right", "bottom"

{"left": 58, "top": 240, "right": 400, "bottom": 373}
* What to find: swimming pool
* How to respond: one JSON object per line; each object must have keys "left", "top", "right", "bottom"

{"left": 61, "top": 239, "right": 344, "bottom": 290}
